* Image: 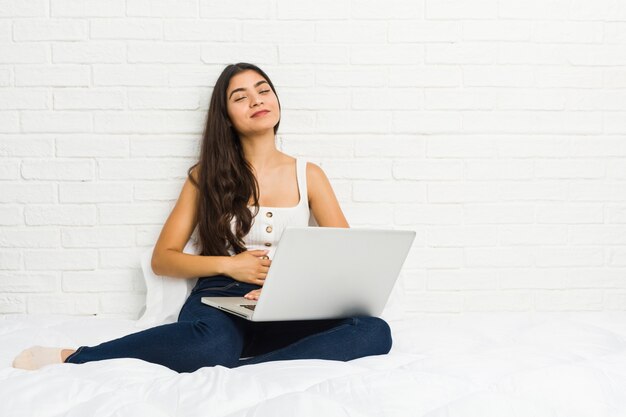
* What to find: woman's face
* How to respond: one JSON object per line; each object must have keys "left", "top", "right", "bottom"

{"left": 225, "top": 70, "right": 280, "bottom": 138}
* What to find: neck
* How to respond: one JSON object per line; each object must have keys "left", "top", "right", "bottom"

{"left": 239, "top": 130, "right": 281, "bottom": 173}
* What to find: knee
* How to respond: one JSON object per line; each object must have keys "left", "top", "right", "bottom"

{"left": 354, "top": 316, "right": 392, "bottom": 355}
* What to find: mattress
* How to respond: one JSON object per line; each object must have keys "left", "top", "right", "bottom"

{"left": 2, "top": 311, "right": 626, "bottom": 417}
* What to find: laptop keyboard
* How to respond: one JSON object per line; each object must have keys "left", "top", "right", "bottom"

{"left": 241, "top": 304, "right": 256, "bottom": 311}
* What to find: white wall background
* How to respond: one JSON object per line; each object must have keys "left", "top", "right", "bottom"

{"left": 1, "top": 0, "right": 626, "bottom": 319}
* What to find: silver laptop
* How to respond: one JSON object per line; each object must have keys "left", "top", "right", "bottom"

{"left": 201, "top": 227, "right": 416, "bottom": 321}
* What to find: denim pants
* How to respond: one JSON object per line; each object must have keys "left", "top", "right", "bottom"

{"left": 65, "top": 275, "right": 393, "bottom": 373}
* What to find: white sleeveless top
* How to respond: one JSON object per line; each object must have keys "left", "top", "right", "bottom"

{"left": 227, "top": 158, "right": 312, "bottom": 259}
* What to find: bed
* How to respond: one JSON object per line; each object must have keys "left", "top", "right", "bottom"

{"left": 3, "top": 310, "right": 626, "bottom": 417}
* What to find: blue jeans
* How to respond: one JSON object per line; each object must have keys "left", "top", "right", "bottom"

{"left": 65, "top": 275, "right": 393, "bottom": 373}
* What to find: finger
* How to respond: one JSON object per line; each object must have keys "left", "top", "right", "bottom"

{"left": 248, "top": 249, "right": 269, "bottom": 255}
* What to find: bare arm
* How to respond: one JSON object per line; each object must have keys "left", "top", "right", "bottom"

{"left": 306, "top": 162, "right": 350, "bottom": 228}
{"left": 151, "top": 169, "right": 229, "bottom": 279}
{"left": 152, "top": 249, "right": 229, "bottom": 279}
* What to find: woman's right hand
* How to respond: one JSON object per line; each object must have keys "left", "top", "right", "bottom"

{"left": 224, "top": 250, "right": 272, "bottom": 286}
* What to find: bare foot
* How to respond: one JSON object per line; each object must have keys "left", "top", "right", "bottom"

{"left": 13, "top": 346, "right": 72, "bottom": 370}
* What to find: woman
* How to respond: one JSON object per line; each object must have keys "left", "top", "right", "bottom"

{"left": 13, "top": 62, "right": 392, "bottom": 373}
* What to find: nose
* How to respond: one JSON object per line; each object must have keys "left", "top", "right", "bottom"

{"left": 250, "top": 92, "right": 263, "bottom": 107}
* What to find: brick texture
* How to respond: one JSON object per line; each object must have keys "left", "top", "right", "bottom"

{"left": 1, "top": 1, "right": 625, "bottom": 317}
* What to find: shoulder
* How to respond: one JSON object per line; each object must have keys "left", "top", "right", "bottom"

{"left": 188, "top": 165, "right": 200, "bottom": 186}
{"left": 305, "top": 161, "right": 327, "bottom": 185}
{"left": 305, "top": 162, "right": 330, "bottom": 203}
{"left": 179, "top": 166, "right": 200, "bottom": 208}
{"left": 305, "top": 161, "right": 324, "bottom": 177}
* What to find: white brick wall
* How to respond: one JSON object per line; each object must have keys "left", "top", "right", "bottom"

{"left": 1, "top": 0, "right": 626, "bottom": 318}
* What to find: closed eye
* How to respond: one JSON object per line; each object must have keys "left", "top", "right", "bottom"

{"left": 234, "top": 90, "right": 271, "bottom": 102}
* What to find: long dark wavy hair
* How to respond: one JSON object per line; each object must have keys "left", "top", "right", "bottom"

{"left": 187, "top": 63, "right": 281, "bottom": 257}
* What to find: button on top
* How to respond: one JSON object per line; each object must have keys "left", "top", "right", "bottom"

{"left": 266, "top": 226, "right": 273, "bottom": 233}
{"left": 264, "top": 242, "right": 272, "bottom": 247}
{"left": 266, "top": 211, "right": 273, "bottom": 218}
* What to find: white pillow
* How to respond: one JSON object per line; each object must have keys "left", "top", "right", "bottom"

{"left": 135, "top": 238, "right": 200, "bottom": 328}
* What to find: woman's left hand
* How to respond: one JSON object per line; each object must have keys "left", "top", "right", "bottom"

{"left": 244, "top": 289, "right": 262, "bottom": 301}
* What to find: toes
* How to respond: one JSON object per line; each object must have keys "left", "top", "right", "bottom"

{"left": 12, "top": 349, "right": 35, "bottom": 370}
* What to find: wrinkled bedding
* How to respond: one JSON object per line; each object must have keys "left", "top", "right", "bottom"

{"left": 2, "top": 311, "right": 626, "bottom": 417}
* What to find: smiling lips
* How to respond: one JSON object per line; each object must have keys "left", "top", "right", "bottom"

{"left": 251, "top": 110, "right": 269, "bottom": 118}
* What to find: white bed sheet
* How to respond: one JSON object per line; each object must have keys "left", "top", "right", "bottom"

{"left": 2, "top": 311, "right": 626, "bottom": 417}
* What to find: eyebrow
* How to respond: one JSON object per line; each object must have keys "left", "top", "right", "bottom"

{"left": 228, "top": 80, "right": 269, "bottom": 100}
